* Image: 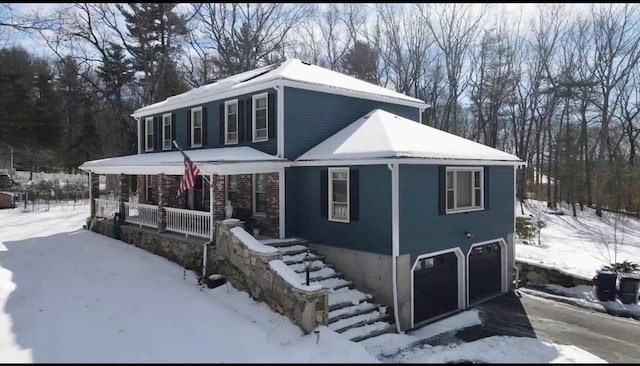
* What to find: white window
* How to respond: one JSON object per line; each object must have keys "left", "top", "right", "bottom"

{"left": 446, "top": 167, "right": 484, "bottom": 213}
{"left": 145, "top": 117, "right": 154, "bottom": 151}
{"left": 162, "top": 113, "right": 172, "bottom": 150}
{"left": 226, "top": 175, "right": 238, "bottom": 206}
{"left": 225, "top": 100, "right": 238, "bottom": 144}
{"left": 145, "top": 175, "right": 153, "bottom": 203}
{"left": 252, "top": 93, "right": 268, "bottom": 142}
{"left": 253, "top": 173, "right": 266, "bottom": 215}
{"left": 191, "top": 107, "right": 203, "bottom": 147}
{"left": 329, "top": 167, "right": 349, "bottom": 223}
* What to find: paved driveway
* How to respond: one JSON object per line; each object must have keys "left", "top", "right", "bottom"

{"left": 448, "top": 290, "right": 640, "bottom": 363}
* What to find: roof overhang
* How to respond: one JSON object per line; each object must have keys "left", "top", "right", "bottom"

{"left": 293, "top": 157, "right": 526, "bottom": 167}
{"left": 79, "top": 147, "right": 291, "bottom": 175}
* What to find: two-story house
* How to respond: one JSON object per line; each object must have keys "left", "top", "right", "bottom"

{"left": 79, "top": 58, "right": 522, "bottom": 332}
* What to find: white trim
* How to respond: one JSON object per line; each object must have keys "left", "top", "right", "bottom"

{"left": 80, "top": 161, "right": 291, "bottom": 176}
{"left": 209, "top": 174, "right": 214, "bottom": 241}
{"left": 445, "top": 167, "right": 484, "bottom": 214}
{"left": 253, "top": 173, "right": 267, "bottom": 216}
{"left": 224, "top": 100, "right": 239, "bottom": 145}
{"left": 410, "top": 247, "right": 466, "bottom": 329}
{"left": 162, "top": 113, "right": 172, "bottom": 150}
{"left": 252, "top": 93, "right": 269, "bottom": 142}
{"left": 276, "top": 85, "right": 284, "bottom": 158}
{"left": 279, "top": 167, "right": 285, "bottom": 239}
{"left": 190, "top": 106, "right": 203, "bottom": 148}
{"left": 144, "top": 117, "right": 154, "bottom": 152}
{"left": 293, "top": 158, "right": 524, "bottom": 167}
{"left": 465, "top": 238, "right": 508, "bottom": 307}
{"left": 328, "top": 167, "right": 350, "bottom": 223}
{"left": 388, "top": 163, "right": 401, "bottom": 334}
{"left": 136, "top": 117, "right": 142, "bottom": 154}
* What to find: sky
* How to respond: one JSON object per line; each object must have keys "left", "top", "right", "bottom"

{"left": 0, "top": 197, "right": 626, "bottom": 363}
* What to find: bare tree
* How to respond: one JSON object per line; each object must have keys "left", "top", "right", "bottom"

{"left": 589, "top": 3, "right": 640, "bottom": 216}
{"left": 419, "top": 3, "right": 487, "bottom": 134}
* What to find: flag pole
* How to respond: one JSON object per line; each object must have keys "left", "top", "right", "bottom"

{"left": 173, "top": 140, "right": 211, "bottom": 185}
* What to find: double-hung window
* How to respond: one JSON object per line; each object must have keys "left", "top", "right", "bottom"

{"left": 446, "top": 167, "right": 483, "bottom": 213}
{"left": 162, "top": 113, "right": 172, "bottom": 150}
{"left": 191, "top": 107, "right": 203, "bottom": 147}
{"left": 328, "top": 167, "right": 349, "bottom": 222}
{"left": 145, "top": 117, "right": 154, "bottom": 151}
{"left": 252, "top": 93, "right": 268, "bottom": 142}
{"left": 226, "top": 175, "right": 238, "bottom": 206}
{"left": 225, "top": 100, "right": 238, "bottom": 144}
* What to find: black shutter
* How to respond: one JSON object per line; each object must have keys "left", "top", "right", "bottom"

{"left": 484, "top": 166, "right": 490, "bottom": 210}
{"left": 246, "top": 98, "right": 253, "bottom": 142}
{"left": 320, "top": 169, "right": 328, "bottom": 218}
{"left": 349, "top": 169, "right": 359, "bottom": 221}
{"left": 268, "top": 92, "right": 276, "bottom": 138}
{"left": 186, "top": 110, "right": 192, "bottom": 148}
{"left": 438, "top": 166, "right": 446, "bottom": 215}
{"left": 153, "top": 116, "right": 162, "bottom": 151}
{"left": 219, "top": 104, "right": 225, "bottom": 144}
{"left": 202, "top": 107, "right": 208, "bottom": 146}
{"left": 238, "top": 100, "right": 245, "bottom": 142}
{"left": 140, "top": 119, "right": 145, "bottom": 152}
{"left": 171, "top": 113, "right": 176, "bottom": 150}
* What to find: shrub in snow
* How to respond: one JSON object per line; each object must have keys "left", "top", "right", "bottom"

{"left": 601, "top": 260, "right": 639, "bottom": 274}
{"left": 516, "top": 216, "right": 543, "bottom": 245}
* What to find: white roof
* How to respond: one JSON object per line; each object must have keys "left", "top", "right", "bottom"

{"left": 133, "top": 59, "right": 427, "bottom": 117}
{"left": 79, "top": 146, "right": 290, "bottom": 175}
{"left": 295, "top": 109, "right": 522, "bottom": 164}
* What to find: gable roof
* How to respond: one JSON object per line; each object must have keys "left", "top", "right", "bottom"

{"left": 132, "top": 59, "right": 427, "bottom": 118}
{"left": 295, "top": 109, "right": 522, "bottom": 164}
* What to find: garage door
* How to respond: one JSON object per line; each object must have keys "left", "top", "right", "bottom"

{"left": 413, "top": 252, "right": 459, "bottom": 325}
{"left": 468, "top": 242, "right": 502, "bottom": 305}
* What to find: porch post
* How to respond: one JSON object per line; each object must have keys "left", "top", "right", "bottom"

{"left": 158, "top": 173, "right": 167, "bottom": 232}
{"left": 119, "top": 174, "right": 130, "bottom": 222}
{"left": 278, "top": 168, "right": 285, "bottom": 239}
{"left": 209, "top": 173, "right": 214, "bottom": 241}
{"left": 89, "top": 172, "right": 99, "bottom": 218}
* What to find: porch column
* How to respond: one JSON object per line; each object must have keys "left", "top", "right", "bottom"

{"left": 212, "top": 174, "right": 226, "bottom": 222}
{"left": 209, "top": 174, "right": 214, "bottom": 241}
{"left": 158, "top": 173, "right": 169, "bottom": 232}
{"left": 89, "top": 172, "right": 100, "bottom": 218}
{"left": 118, "top": 174, "right": 130, "bottom": 222}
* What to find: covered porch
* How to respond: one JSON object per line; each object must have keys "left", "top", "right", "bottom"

{"left": 79, "top": 146, "right": 290, "bottom": 240}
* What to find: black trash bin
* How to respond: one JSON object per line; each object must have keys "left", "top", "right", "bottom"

{"left": 618, "top": 273, "right": 640, "bottom": 305}
{"left": 595, "top": 271, "right": 617, "bottom": 301}
{"left": 112, "top": 212, "right": 122, "bottom": 240}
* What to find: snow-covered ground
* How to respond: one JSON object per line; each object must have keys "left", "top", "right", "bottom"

{"left": 516, "top": 199, "right": 640, "bottom": 280}
{"left": 0, "top": 204, "right": 606, "bottom": 363}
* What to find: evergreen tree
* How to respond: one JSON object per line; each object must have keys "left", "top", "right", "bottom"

{"left": 341, "top": 40, "right": 379, "bottom": 84}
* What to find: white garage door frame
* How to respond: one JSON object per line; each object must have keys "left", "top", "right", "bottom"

{"left": 465, "top": 238, "right": 508, "bottom": 308}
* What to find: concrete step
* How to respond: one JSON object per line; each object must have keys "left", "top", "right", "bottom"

{"left": 259, "top": 238, "right": 309, "bottom": 248}
{"left": 328, "top": 287, "right": 373, "bottom": 311}
{"left": 291, "top": 261, "right": 334, "bottom": 273}
{"left": 282, "top": 252, "right": 324, "bottom": 265}
{"left": 348, "top": 323, "right": 397, "bottom": 343}
{"left": 314, "top": 277, "right": 353, "bottom": 291}
{"left": 328, "top": 302, "right": 378, "bottom": 324}
{"left": 308, "top": 271, "right": 344, "bottom": 283}
{"left": 330, "top": 311, "right": 392, "bottom": 334}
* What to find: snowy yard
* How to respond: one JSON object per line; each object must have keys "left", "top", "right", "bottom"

{"left": 516, "top": 199, "right": 640, "bottom": 280}
{"left": 0, "top": 204, "right": 606, "bottom": 363}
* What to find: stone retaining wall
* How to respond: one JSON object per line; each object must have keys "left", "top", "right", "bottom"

{"left": 517, "top": 260, "right": 593, "bottom": 288}
{"left": 215, "top": 220, "right": 328, "bottom": 334}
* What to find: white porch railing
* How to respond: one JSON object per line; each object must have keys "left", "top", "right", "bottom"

{"left": 165, "top": 207, "right": 211, "bottom": 238}
{"left": 95, "top": 198, "right": 119, "bottom": 218}
{"left": 124, "top": 201, "right": 158, "bottom": 229}
{"left": 165, "top": 206, "right": 211, "bottom": 238}
{"left": 93, "top": 199, "right": 212, "bottom": 239}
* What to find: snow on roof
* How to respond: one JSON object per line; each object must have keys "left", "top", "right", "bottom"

{"left": 133, "top": 59, "right": 427, "bottom": 117}
{"left": 78, "top": 146, "right": 289, "bottom": 175}
{"left": 295, "top": 109, "right": 522, "bottom": 163}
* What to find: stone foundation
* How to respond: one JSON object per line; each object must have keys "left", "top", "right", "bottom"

{"left": 517, "top": 260, "right": 593, "bottom": 288}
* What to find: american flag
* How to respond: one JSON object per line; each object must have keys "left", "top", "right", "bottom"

{"left": 177, "top": 150, "right": 201, "bottom": 197}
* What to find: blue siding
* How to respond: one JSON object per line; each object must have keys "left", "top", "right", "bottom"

{"left": 399, "top": 165, "right": 514, "bottom": 264}
{"left": 139, "top": 89, "right": 277, "bottom": 155}
{"left": 287, "top": 165, "right": 392, "bottom": 255}
{"left": 283, "top": 87, "right": 421, "bottom": 160}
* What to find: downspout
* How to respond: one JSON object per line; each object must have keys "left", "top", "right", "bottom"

{"left": 273, "top": 84, "right": 284, "bottom": 158}
{"left": 387, "top": 163, "right": 402, "bottom": 334}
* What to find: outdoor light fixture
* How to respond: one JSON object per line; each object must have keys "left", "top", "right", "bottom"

{"left": 465, "top": 231, "right": 474, "bottom": 239}
{"left": 304, "top": 250, "right": 312, "bottom": 286}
